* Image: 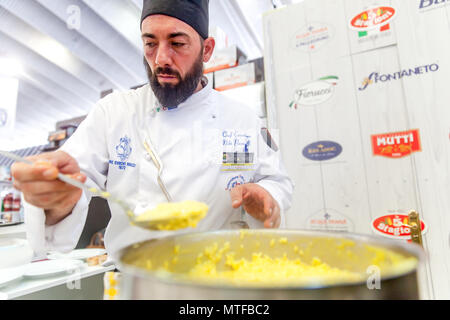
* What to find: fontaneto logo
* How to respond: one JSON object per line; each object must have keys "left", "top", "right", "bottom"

{"left": 359, "top": 63, "right": 439, "bottom": 91}
{"left": 371, "top": 129, "right": 421, "bottom": 158}
{"left": 292, "top": 22, "right": 334, "bottom": 52}
{"left": 302, "top": 141, "right": 342, "bottom": 161}
{"left": 372, "top": 214, "right": 427, "bottom": 239}
{"left": 0, "top": 108, "right": 7, "bottom": 127}
{"left": 289, "top": 76, "right": 338, "bottom": 109}
{"left": 419, "top": 0, "right": 450, "bottom": 11}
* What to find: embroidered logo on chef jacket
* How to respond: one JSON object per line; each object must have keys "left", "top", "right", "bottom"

{"left": 225, "top": 175, "right": 246, "bottom": 190}
{"left": 221, "top": 130, "right": 256, "bottom": 171}
{"left": 108, "top": 136, "right": 136, "bottom": 171}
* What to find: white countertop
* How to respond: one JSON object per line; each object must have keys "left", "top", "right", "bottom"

{"left": 0, "top": 223, "right": 26, "bottom": 236}
{"left": 0, "top": 263, "right": 115, "bottom": 300}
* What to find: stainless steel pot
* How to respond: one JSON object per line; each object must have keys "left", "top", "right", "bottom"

{"left": 116, "top": 229, "right": 424, "bottom": 300}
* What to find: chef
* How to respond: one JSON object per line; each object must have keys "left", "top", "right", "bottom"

{"left": 11, "top": 0, "right": 294, "bottom": 259}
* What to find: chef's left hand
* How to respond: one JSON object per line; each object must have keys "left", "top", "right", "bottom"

{"left": 230, "top": 183, "right": 281, "bottom": 228}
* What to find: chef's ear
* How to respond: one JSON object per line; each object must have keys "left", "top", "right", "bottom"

{"left": 202, "top": 37, "right": 215, "bottom": 63}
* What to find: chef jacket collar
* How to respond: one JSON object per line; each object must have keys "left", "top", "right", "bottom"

{"left": 152, "top": 76, "right": 212, "bottom": 114}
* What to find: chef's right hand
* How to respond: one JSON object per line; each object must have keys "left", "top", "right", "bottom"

{"left": 11, "top": 151, "right": 86, "bottom": 226}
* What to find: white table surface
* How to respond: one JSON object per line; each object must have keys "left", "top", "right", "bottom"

{"left": 0, "top": 263, "right": 115, "bottom": 300}
{"left": 0, "top": 223, "right": 26, "bottom": 237}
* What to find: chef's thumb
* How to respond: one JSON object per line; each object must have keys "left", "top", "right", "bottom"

{"left": 230, "top": 185, "right": 244, "bottom": 208}
{"left": 70, "top": 172, "right": 87, "bottom": 184}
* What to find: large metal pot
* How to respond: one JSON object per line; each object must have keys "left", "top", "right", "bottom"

{"left": 116, "top": 229, "right": 424, "bottom": 300}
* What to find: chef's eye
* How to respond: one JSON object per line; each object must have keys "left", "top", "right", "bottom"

{"left": 172, "top": 42, "right": 185, "bottom": 47}
{"left": 146, "top": 42, "right": 157, "bottom": 48}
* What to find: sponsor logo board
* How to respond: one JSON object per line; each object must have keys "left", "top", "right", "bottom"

{"left": 289, "top": 76, "right": 338, "bottom": 109}
{"left": 372, "top": 213, "right": 427, "bottom": 239}
{"left": 349, "top": 6, "right": 396, "bottom": 43}
{"left": 359, "top": 63, "right": 439, "bottom": 91}
{"left": 419, "top": 0, "right": 450, "bottom": 12}
{"left": 306, "top": 208, "right": 354, "bottom": 232}
{"left": 302, "top": 141, "right": 343, "bottom": 161}
{"left": 371, "top": 129, "right": 421, "bottom": 158}
{"left": 292, "top": 23, "right": 334, "bottom": 52}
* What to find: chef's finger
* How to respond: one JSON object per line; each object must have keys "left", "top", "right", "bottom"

{"left": 23, "top": 191, "right": 76, "bottom": 209}
{"left": 19, "top": 173, "right": 86, "bottom": 195}
{"left": 263, "top": 195, "right": 273, "bottom": 217}
{"left": 230, "top": 185, "right": 245, "bottom": 208}
{"left": 264, "top": 204, "right": 280, "bottom": 228}
{"left": 11, "top": 161, "right": 59, "bottom": 182}
{"left": 27, "top": 151, "right": 80, "bottom": 175}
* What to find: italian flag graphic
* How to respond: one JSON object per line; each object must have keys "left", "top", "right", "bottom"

{"left": 358, "top": 8, "right": 390, "bottom": 38}
{"left": 358, "top": 23, "right": 390, "bottom": 37}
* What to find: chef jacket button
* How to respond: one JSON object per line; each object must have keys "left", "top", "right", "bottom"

{"left": 144, "top": 153, "right": 152, "bottom": 161}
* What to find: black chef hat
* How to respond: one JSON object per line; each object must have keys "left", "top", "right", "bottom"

{"left": 141, "top": 0, "right": 209, "bottom": 39}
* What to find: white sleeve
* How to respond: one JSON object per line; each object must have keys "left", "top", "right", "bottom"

{"left": 254, "top": 125, "right": 294, "bottom": 228}
{"left": 25, "top": 102, "right": 110, "bottom": 256}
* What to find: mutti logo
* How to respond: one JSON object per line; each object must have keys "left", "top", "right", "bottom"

{"left": 419, "top": 0, "right": 450, "bottom": 10}
{"left": 359, "top": 63, "right": 439, "bottom": 91}
{"left": 371, "top": 129, "right": 421, "bottom": 158}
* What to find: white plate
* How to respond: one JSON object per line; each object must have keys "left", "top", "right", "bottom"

{"left": 0, "top": 267, "right": 24, "bottom": 288}
{"left": 23, "top": 259, "right": 85, "bottom": 279}
{"left": 47, "top": 249, "right": 106, "bottom": 261}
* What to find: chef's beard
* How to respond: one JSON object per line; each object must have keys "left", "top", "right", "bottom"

{"left": 144, "top": 51, "right": 204, "bottom": 108}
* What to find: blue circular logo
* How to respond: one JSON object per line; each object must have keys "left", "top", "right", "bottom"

{"left": 302, "top": 141, "right": 342, "bottom": 161}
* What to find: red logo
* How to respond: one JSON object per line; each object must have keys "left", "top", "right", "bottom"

{"left": 372, "top": 214, "right": 427, "bottom": 239}
{"left": 349, "top": 6, "right": 396, "bottom": 30}
{"left": 371, "top": 129, "right": 421, "bottom": 158}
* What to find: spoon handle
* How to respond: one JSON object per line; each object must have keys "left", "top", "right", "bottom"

{"left": 0, "top": 150, "right": 90, "bottom": 192}
{"left": 1, "top": 150, "right": 135, "bottom": 217}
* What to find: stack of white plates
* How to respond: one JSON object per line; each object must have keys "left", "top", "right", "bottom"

{"left": 22, "top": 259, "right": 85, "bottom": 279}
{"left": 47, "top": 248, "right": 106, "bottom": 261}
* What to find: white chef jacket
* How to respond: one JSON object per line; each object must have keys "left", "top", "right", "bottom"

{"left": 24, "top": 78, "right": 294, "bottom": 259}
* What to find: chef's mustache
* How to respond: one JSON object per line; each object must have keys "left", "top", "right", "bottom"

{"left": 155, "top": 67, "right": 181, "bottom": 80}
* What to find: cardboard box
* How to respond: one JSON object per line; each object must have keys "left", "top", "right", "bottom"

{"left": 214, "top": 63, "right": 255, "bottom": 92}
{"left": 204, "top": 45, "right": 246, "bottom": 74}
{"left": 209, "top": 26, "right": 230, "bottom": 51}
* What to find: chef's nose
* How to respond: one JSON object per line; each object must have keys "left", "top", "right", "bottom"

{"left": 155, "top": 43, "right": 173, "bottom": 67}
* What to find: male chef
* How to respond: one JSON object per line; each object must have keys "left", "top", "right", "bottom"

{"left": 11, "top": 0, "right": 293, "bottom": 258}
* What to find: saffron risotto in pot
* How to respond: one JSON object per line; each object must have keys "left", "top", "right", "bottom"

{"left": 120, "top": 230, "right": 419, "bottom": 288}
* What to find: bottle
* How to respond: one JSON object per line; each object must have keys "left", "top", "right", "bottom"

{"left": 4, "top": 192, "right": 12, "bottom": 212}
{"left": 12, "top": 190, "right": 21, "bottom": 212}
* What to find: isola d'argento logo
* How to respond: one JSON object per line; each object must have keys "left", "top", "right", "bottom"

{"left": 116, "top": 136, "right": 132, "bottom": 162}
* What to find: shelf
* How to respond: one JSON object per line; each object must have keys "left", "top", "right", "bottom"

{"left": 0, "top": 263, "right": 116, "bottom": 300}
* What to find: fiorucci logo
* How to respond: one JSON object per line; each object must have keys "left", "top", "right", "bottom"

{"left": 289, "top": 76, "right": 338, "bottom": 109}
{"left": 359, "top": 63, "right": 439, "bottom": 91}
